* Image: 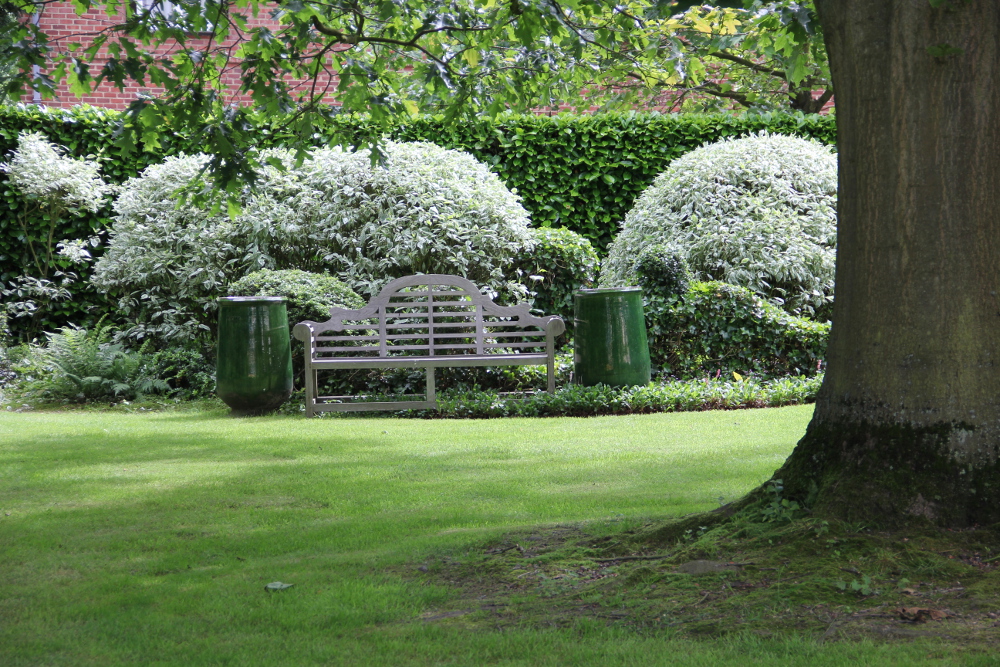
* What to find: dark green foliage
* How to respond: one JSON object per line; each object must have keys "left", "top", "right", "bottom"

{"left": 646, "top": 281, "right": 829, "bottom": 379}
{"left": 146, "top": 346, "right": 216, "bottom": 400}
{"left": 227, "top": 269, "right": 366, "bottom": 328}
{"left": 510, "top": 226, "right": 599, "bottom": 329}
{"left": 0, "top": 104, "right": 835, "bottom": 338}
{"left": 635, "top": 245, "right": 691, "bottom": 297}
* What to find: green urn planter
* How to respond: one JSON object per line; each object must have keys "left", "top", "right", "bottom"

{"left": 573, "top": 287, "right": 651, "bottom": 387}
{"left": 216, "top": 297, "right": 293, "bottom": 414}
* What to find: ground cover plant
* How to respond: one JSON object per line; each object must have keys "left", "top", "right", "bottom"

{"left": 1, "top": 406, "right": 996, "bottom": 665}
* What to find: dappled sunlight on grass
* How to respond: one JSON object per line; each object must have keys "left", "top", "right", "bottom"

{"left": 0, "top": 406, "right": 827, "bottom": 666}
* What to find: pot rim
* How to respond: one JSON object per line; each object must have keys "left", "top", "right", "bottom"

{"left": 217, "top": 296, "right": 287, "bottom": 304}
{"left": 574, "top": 287, "right": 642, "bottom": 295}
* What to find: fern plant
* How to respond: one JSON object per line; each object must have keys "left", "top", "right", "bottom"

{"left": 23, "top": 321, "right": 168, "bottom": 402}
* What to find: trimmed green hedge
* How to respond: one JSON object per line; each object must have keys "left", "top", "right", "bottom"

{"left": 295, "top": 374, "right": 824, "bottom": 419}
{"left": 647, "top": 280, "right": 829, "bottom": 379}
{"left": 0, "top": 104, "right": 835, "bottom": 338}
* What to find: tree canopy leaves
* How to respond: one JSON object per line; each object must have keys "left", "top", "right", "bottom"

{"left": 4, "top": 0, "right": 830, "bottom": 192}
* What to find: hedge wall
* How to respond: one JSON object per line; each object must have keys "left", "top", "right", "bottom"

{"left": 381, "top": 112, "right": 836, "bottom": 250}
{"left": 0, "top": 104, "right": 835, "bottom": 338}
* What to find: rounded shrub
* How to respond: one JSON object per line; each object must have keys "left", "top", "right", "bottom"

{"left": 644, "top": 280, "right": 829, "bottom": 379}
{"left": 227, "top": 269, "right": 365, "bottom": 328}
{"left": 601, "top": 133, "right": 837, "bottom": 318}
{"left": 93, "top": 143, "right": 532, "bottom": 342}
{"left": 283, "top": 141, "right": 533, "bottom": 299}
{"left": 635, "top": 244, "right": 691, "bottom": 298}
{"left": 91, "top": 152, "right": 293, "bottom": 341}
{"left": 509, "top": 226, "right": 599, "bottom": 329}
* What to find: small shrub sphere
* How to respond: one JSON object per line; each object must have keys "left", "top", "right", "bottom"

{"left": 635, "top": 245, "right": 691, "bottom": 298}
{"left": 601, "top": 133, "right": 838, "bottom": 317}
{"left": 509, "top": 226, "right": 599, "bottom": 327}
{"left": 227, "top": 269, "right": 365, "bottom": 327}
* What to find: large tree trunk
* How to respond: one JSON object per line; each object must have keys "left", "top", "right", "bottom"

{"left": 775, "top": 0, "right": 1000, "bottom": 527}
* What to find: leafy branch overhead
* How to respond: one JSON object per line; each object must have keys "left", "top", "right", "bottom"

{"left": 5, "top": 0, "right": 829, "bottom": 190}
{"left": 629, "top": 1, "right": 831, "bottom": 114}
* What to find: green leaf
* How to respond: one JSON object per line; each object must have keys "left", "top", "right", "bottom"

{"left": 264, "top": 582, "right": 294, "bottom": 591}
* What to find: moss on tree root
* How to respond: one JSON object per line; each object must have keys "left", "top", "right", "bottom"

{"left": 773, "top": 418, "right": 1000, "bottom": 528}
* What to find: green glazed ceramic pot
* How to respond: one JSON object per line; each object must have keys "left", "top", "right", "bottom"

{"left": 216, "top": 297, "right": 293, "bottom": 414}
{"left": 573, "top": 287, "right": 651, "bottom": 387}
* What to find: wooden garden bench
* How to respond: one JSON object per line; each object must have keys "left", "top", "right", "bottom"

{"left": 292, "top": 274, "right": 566, "bottom": 416}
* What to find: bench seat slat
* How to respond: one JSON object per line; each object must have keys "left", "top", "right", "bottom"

{"left": 310, "top": 353, "right": 549, "bottom": 369}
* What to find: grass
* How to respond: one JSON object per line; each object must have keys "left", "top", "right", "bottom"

{"left": 0, "top": 405, "right": 992, "bottom": 665}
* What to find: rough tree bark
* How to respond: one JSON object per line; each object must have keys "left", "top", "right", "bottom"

{"left": 774, "top": 0, "right": 1000, "bottom": 527}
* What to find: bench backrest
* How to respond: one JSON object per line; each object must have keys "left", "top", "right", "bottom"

{"left": 293, "top": 274, "right": 566, "bottom": 360}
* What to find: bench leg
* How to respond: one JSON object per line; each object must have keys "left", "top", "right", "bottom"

{"left": 426, "top": 367, "right": 436, "bottom": 408}
{"left": 305, "top": 365, "right": 316, "bottom": 418}
{"left": 547, "top": 356, "right": 556, "bottom": 393}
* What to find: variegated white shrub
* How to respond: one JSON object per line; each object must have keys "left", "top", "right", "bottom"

{"left": 600, "top": 133, "right": 838, "bottom": 317}
{"left": 281, "top": 142, "right": 533, "bottom": 299}
{"left": 91, "top": 151, "right": 308, "bottom": 340}
{"left": 92, "top": 142, "right": 533, "bottom": 340}
{"left": 0, "top": 132, "right": 111, "bottom": 335}
{"left": 0, "top": 131, "right": 109, "bottom": 213}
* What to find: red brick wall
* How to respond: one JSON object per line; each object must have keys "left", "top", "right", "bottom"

{"left": 34, "top": 2, "right": 339, "bottom": 109}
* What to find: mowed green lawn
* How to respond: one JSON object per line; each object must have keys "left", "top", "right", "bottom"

{"left": 0, "top": 406, "right": 958, "bottom": 665}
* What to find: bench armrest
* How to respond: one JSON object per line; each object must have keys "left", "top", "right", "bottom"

{"left": 541, "top": 315, "right": 566, "bottom": 338}
{"left": 292, "top": 322, "right": 315, "bottom": 342}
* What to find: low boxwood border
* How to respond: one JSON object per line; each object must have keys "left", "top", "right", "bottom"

{"left": 296, "top": 374, "right": 823, "bottom": 419}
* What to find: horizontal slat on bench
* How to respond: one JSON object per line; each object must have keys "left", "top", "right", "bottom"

{"left": 313, "top": 331, "right": 543, "bottom": 343}
{"left": 316, "top": 326, "right": 378, "bottom": 332}
{"left": 385, "top": 344, "right": 478, "bottom": 351}
{"left": 383, "top": 315, "right": 479, "bottom": 322}
{"left": 387, "top": 290, "right": 475, "bottom": 298}
{"left": 483, "top": 331, "right": 545, "bottom": 345}
{"left": 384, "top": 325, "right": 484, "bottom": 331}
{"left": 315, "top": 335, "right": 381, "bottom": 342}
{"left": 310, "top": 354, "right": 548, "bottom": 369}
